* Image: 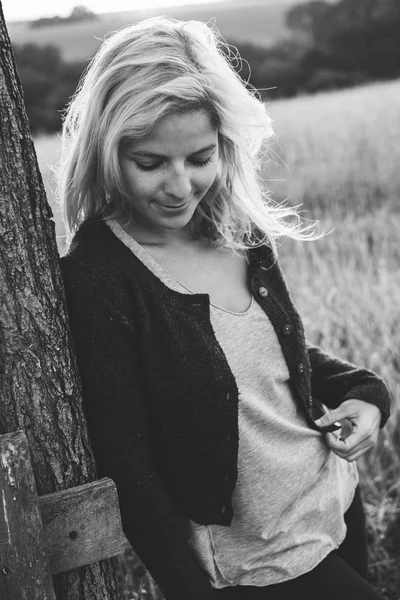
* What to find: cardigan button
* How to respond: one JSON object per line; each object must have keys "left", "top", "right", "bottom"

{"left": 283, "top": 324, "right": 293, "bottom": 336}
{"left": 258, "top": 286, "right": 268, "bottom": 298}
{"left": 297, "top": 363, "right": 305, "bottom": 374}
{"left": 221, "top": 505, "right": 227, "bottom": 515}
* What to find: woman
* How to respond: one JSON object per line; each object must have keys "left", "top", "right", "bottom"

{"left": 59, "top": 16, "right": 391, "bottom": 600}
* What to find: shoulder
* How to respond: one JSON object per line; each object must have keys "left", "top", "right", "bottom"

{"left": 61, "top": 219, "right": 128, "bottom": 270}
{"left": 60, "top": 218, "right": 149, "bottom": 287}
{"left": 59, "top": 219, "right": 170, "bottom": 317}
{"left": 60, "top": 219, "right": 141, "bottom": 309}
{"left": 247, "top": 242, "right": 277, "bottom": 274}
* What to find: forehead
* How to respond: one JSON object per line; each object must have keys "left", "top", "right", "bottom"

{"left": 129, "top": 110, "right": 218, "bottom": 154}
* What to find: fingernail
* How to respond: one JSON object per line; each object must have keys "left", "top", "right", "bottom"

{"left": 315, "top": 419, "right": 322, "bottom": 426}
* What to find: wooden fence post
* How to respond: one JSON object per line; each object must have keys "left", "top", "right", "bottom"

{"left": 0, "top": 430, "right": 57, "bottom": 600}
{"left": 0, "top": 429, "right": 133, "bottom": 597}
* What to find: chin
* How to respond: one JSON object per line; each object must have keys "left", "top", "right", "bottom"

{"left": 161, "top": 216, "right": 193, "bottom": 229}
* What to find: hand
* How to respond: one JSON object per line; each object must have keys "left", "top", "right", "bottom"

{"left": 315, "top": 399, "right": 381, "bottom": 462}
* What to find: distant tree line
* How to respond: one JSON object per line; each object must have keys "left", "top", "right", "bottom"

{"left": 30, "top": 5, "right": 97, "bottom": 29}
{"left": 238, "top": 0, "right": 400, "bottom": 97}
{"left": 13, "top": 0, "right": 400, "bottom": 134}
{"left": 13, "top": 44, "right": 85, "bottom": 133}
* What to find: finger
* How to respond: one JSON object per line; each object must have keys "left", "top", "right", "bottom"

{"left": 315, "top": 400, "right": 364, "bottom": 429}
{"left": 326, "top": 432, "right": 372, "bottom": 459}
{"left": 326, "top": 429, "right": 363, "bottom": 453}
{"left": 339, "top": 418, "right": 355, "bottom": 440}
{"left": 315, "top": 408, "right": 348, "bottom": 428}
{"left": 344, "top": 448, "right": 370, "bottom": 462}
{"left": 315, "top": 399, "right": 379, "bottom": 430}
{"left": 325, "top": 433, "right": 350, "bottom": 457}
{"left": 327, "top": 438, "right": 371, "bottom": 460}
{"left": 342, "top": 424, "right": 379, "bottom": 449}
{"left": 345, "top": 442, "right": 374, "bottom": 462}
{"left": 341, "top": 444, "right": 375, "bottom": 462}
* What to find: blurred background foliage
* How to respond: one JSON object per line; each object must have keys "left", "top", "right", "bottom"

{"left": 9, "top": 0, "right": 400, "bottom": 134}
{"left": 12, "top": 43, "right": 84, "bottom": 132}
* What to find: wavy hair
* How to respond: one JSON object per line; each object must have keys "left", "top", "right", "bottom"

{"left": 58, "top": 16, "right": 318, "bottom": 251}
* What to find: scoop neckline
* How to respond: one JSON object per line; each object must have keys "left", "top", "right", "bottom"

{"left": 106, "top": 218, "right": 254, "bottom": 316}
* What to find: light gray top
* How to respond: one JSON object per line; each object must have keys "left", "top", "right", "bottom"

{"left": 107, "top": 219, "right": 359, "bottom": 587}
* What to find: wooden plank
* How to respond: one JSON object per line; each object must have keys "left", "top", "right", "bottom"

{"left": 39, "top": 478, "right": 131, "bottom": 575}
{"left": 0, "top": 430, "right": 57, "bottom": 600}
{"left": 0, "top": 430, "right": 131, "bottom": 578}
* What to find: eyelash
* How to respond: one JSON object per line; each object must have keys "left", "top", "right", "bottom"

{"left": 135, "top": 156, "right": 213, "bottom": 172}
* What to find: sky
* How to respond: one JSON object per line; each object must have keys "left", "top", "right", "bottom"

{"left": 2, "top": 0, "right": 222, "bottom": 22}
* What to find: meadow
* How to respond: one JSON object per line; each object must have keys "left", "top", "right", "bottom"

{"left": 35, "top": 79, "right": 400, "bottom": 598}
{"left": 267, "top": 81, "right": 400, "bottom": 598}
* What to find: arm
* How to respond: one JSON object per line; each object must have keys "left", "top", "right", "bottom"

{"left": 307, "top": 342, "right": 392, "bottom": 461}
{"left": 307, "top": 342, "right": 391, "bottom": 428}
{"left": 61, "top": 257, "right": 217, "bottom": 600}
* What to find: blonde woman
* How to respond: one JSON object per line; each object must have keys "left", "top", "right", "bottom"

{"left": 59, "top": 16, "right": 390, "bottom": 600}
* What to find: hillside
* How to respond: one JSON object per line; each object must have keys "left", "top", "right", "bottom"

{"left": 6, "top": 1, "right": 293, "bottom": 62}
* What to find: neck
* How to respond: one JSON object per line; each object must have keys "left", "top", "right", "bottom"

{"left": 115, "top": 215, "right": 198, "bottom": 249}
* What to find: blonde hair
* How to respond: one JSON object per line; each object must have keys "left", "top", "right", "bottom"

{"left": 59, "top": 16, "right": 318, "bottom": 251}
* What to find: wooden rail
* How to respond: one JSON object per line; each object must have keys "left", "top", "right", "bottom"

{"left": 0, "top": 430, "right": 129, "bottom": 599}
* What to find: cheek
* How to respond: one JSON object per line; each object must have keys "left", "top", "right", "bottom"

{"left": 196, "top": 165, "right": 219, "bottom": 191}
{"left": 125, "top": 170, "right": 159, "bottom": 197}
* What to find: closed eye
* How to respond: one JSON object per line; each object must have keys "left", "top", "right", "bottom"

{"left": 135, "top": 155, "right": 214, "bottom": 172}
{"left": 190, "top": 156, "right": 213, "bottom": 168}
{"left": 135, "top": 162, "right": 161, "bottom": 172}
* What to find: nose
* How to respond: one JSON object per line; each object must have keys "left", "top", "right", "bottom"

{"left": 164, "top": 164, "right": 192, "bottom": 201}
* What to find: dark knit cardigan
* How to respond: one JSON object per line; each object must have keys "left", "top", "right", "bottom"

{"left": 60, "top": 219, "right": 391, "bottom": 600}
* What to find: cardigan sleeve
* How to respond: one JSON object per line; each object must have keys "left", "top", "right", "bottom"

{"left": 306, "top": 342, "right": 391, "bottom": 427}
{"left": 60, "top": 257, "right": 217, "bottom": 600}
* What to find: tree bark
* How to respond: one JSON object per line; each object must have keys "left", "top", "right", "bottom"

{"left": 0, "top": 4, "right": 122, "bottom": 598}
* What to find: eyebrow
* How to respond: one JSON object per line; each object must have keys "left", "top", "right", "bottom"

{"left": 128, "top": 143, "right": 217, "bottom": 159}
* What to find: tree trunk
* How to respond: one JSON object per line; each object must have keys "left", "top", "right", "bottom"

{"left": 0, "top": 4, "right": 122, "bottom": 598}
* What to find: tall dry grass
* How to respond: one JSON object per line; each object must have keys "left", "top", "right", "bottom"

{"left": 265, "top": 80, "right": 400, "bottom": 598}
{"left": 35, "top": 78, "right": 400, "bottom": 599}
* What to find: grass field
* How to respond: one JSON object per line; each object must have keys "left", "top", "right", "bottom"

{"left": 6, "top": 0, "right": 290, "bottom": 62}
{"left": 35, "top": 78, "right": 400, "bottom": 599}
{"left": 269, "top": 80, "right": 400, "bottom": 599}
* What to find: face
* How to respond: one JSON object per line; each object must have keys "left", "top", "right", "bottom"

{"left": 118, "top": 110, "right": 219, "bottom": 243}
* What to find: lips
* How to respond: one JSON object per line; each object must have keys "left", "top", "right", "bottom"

{"left": 157, "top": 200, "right": 190, "bottom": 209}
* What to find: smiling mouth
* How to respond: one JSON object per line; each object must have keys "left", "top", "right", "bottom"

{"left": 158, "top": 200, "right": 190, "bottom": 209}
